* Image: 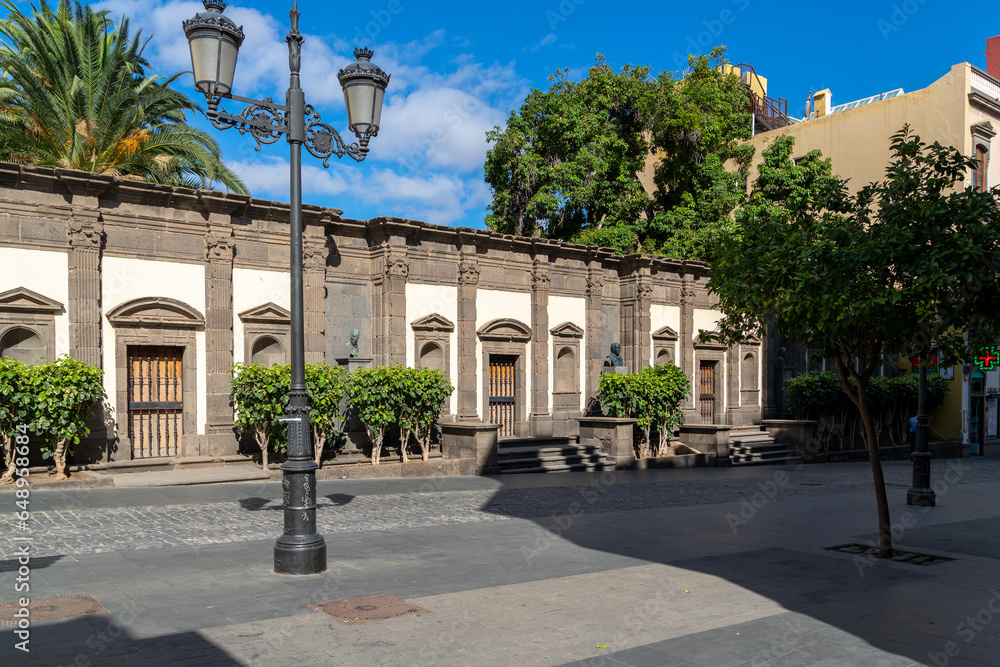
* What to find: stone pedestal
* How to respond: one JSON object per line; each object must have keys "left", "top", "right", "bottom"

{"left": 440, "top": 421, "right": 501, "bottom": 475}
{"left": 335, "top": 357, "right": 373, "bottom": 451}
{"left": 601, "top": 366, "right": 629, "bottom": 375}
{"left": 578, "top": 416, "right": 636, "bottom": 468}
{"left": 679, "top": 424, "right": 732, "bottom": 466}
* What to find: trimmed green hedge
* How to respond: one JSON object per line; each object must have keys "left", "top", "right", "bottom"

{"left": 785, "top": 371, "right": 949, "bottom": 451}
{"left": 596, "top": 362, "right": 690, "bottom": 458}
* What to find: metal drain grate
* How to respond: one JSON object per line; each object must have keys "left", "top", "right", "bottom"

{"left": 0, "top": 594, "right": 108, "bottom": 626}
{"left": 307, "top": 593, "right": 430, "bottom": 625}
{"left": 825, "top": 543, "right": 956, "bottom": 566}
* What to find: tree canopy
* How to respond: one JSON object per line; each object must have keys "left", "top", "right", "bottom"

{"left": 709, "top": 128, "right": 1000, "bottom": 556}
{"left": 484, "top": 48, "right": 752, "bottom": 260}
{"left": 0, "top": 0, "right": 246, "bottom": 192}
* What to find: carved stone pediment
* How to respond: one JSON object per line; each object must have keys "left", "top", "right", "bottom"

{"left": 742, "top": 335, "right": 762, "bottom": 346}
{"left": 477, "top": 318, "right": 531, "bottom": 343}
{"left": 550, "top": 321, "right": 584, "bottom": 339}
{"left": 0, "top": 287, "right": 64, "bottom": 314}
{"left": 694, "top": 329, "right": 727, "bottom": 350}
{"left": 652, "top": 325, "right": 678, "bottom": 341}
{"left": 107, "top": 297, "right": 205, "bottom": 329}
{"left": 239, "top": 303, "right": 291, "bottom": 325}
{"left": 411, "top": 313, "right": 455, "bottom": 333}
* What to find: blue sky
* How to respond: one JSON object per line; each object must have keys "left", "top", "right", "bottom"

{"left": 87, "top": 0, "right": 999, "bottom": 228}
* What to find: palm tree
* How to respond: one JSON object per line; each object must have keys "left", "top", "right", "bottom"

{"left": 0, "top": 0, "right": 247, "bottom": 193}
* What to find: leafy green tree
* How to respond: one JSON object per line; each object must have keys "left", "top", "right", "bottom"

{"left": 0, "top": 0, "right": 246, "bottom": 192}
{"left": 345, "top": 365, "right": 402, "bottom": 465}
{"left": 26, "top": 355, "right": 105, "bottom": 480}
{"left": 230, "top": 363, "right": 289, "bottom": 470}
{"left": 485, "top": 49, "right": 752, "bottom": 260}
{"left": 409, "top": 368, "right": 453, "bottom": 462}
{"left": 709, "top": 129, "right": 1000, "bottom": 557}
{"left": 597, "top": 363, "right": 690, "bottom": 458}
{"left": 0, "top": 357, "right": 30, "bottom": 483}
{"left": 306, "top": 363, "right": 346, "bottom": 467}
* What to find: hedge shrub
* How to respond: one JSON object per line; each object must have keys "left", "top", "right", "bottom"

{"left": 785, "top": 371, "right": 949, "bottom": 451}
{"left": 597, "top": 362, "right": 690, "bottom": 458}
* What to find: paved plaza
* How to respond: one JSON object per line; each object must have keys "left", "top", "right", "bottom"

{"left": 2, "top": 458, "right": 999, "bottom": 666}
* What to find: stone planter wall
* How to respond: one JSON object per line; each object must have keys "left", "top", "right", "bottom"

{"left": 678, "top": 424, "right": 732, "bottom": 466}
{"left": 578, "top": 416, "right": 637, "bottom": 469}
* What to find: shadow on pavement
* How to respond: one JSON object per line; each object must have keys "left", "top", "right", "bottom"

{"left": 0, "top": 615, "right": 244, "bottom": 665}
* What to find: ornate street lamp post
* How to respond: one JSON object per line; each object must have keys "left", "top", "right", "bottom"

{"left": 184, "top": 0, "right": 390, "bottom": 575}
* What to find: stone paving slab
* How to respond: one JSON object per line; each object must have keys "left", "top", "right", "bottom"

{"left": 110, "top": 466, "right": 273, "bottom": 488}
{"left": 0, "top": 459, "right": 999, "bottom": 665}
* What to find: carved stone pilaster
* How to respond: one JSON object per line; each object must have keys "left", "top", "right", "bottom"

{"left": 303, "top": 242, "right": 327, "bottom": 363}
{"left": 623, "top": 275, "right": 652, "bottom": 371}
{"left": 680, "top": 278, "right": 696, "bottom": 416}
{"left": 457, "top": 257, "right": 479, "bottom": 421}
{"left": 382, "top": 249, "right": 408, "bottom": 365}
{"left": 585, "top": 268, "right": 604, "bottom": 400}
{"left": 530, "top": 259, "right": 552, "bottom": 437}
{"left": 203, "top": 229, "right": 236, "bottom": 455}
{"left": 67, "top": 211, "right": 104, "bottom": 367}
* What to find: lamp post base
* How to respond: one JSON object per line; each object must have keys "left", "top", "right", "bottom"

{"left": 906, "top": 487, "right": 936, "bottom": 507}
{"left": 274, "top": 534, "right": 327, "bottom": 575}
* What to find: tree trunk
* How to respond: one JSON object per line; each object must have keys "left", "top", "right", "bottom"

{"left": 53, "top": 439, "right": 69, "bottom": 480}
{"left": 855, "top": 381, "right": 893, "bottom": 558}
{"left": 368, "top": 427, "right": 384, "bottom": 465}
{"left": 0, "top": 436, "right": 14, "bottom": 484}
{"left": 313, "top": 427, "right": 326, "bottom": 468}
{"left": 399, "top": 428, "right": 411, "bottom": 463}
{"left": 256, "top": 427, "right": 269, "bottom": 472}
{"left": 419, "top": 432, "right": 430, "bottom": 462}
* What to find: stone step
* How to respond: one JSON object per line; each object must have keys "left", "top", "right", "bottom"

{"left": 500, "top": 453, "right": 612, "bottom": 469}
{"left": 499, "top": 460, "right": 616, "bottom": 474}
{"left": 730, "top": 434, "right": 775, "bottom": 444}
{"left": 498, "top": 445, "right": 602, "bottom": 459}
{"left": 731, "top": 450, "right": 803, "bottom": 466}
{"left": 498, "top": 437, "right": 579, "bottom": 449}
{"left": 730, "top": 442, "right": 785, "bottom": 455}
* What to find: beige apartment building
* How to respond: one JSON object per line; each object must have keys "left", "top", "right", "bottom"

{"left": 744, "top": 42, "right": 1000, "bottom": 454}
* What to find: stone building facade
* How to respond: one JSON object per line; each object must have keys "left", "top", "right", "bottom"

{"left": 0, "top": 164, "right": 764, "bottom": 463}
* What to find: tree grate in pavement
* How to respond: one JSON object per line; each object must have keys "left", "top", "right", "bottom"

{"left": 0, "top": 594, "right": 108, "bottom": 626}
{"left": 825, "top": 543, "right": 957, "bottom": 565}
{"left": 306, "top": 593, "right": 431, "bottom": 625}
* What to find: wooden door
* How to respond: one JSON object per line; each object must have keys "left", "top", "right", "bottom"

{"left": 128, "top": 346, "right": 183, "bottom": 458}
{"left": 699, "top": 361, "right": 716, "bottom": 425}
{"left": 488, "top": 355, "right": 517, "bottom": 438}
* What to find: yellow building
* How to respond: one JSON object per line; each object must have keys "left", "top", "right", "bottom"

{"left": 746, "top": 52, "right": 1000, "bottom": 453}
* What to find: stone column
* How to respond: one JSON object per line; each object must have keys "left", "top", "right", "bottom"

{"left": 530, "top": 259, "right": 552, "bottom": 437}
{"left": 67, "top": 209, "right": 104, "bottom": 367}
{"left": 585, "top": 266, "right": 604, "bottom": 400}
{"left": 635, "top": 277, "right": 652, "bottom": 370}
{"left": 383, "top": 247, "right": 408, "bottom": 366}
{"left": 303, "top": 237, "right": 327, "bottom": 364}
{"left": 456, "top": 255, "right": 480, "bottom": 421}
{"left": 202, "top": 196, "right": 238, "bottom": 457}
{"left": 726, "top": 345, "right": 740, "bottom": 426}
{"left": 680, "top": 277, "right": 697, "bottom": 418}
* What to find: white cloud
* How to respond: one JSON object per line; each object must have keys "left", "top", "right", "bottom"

{"left": 525, "top": 33, "right": 557, "bottom": 53}
{"left": 96, "top": 0, "right": 525, "bottom": 227}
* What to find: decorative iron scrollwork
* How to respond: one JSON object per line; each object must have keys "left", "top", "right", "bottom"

{"left": 209, "top": 97, "right": 286, "bottom": 152}
{"left": 304, "top": 106, "right": 365, "bottom": 165}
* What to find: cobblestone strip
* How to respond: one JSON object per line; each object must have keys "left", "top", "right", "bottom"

{"left": 0, "top": 462, "right": 990, "bottom": 559}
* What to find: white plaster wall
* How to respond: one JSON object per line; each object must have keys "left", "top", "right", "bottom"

{"left": 405, "top": 283, "right": 459, "bottom": 413}
{"left": 649, "top": 304, "right": 680, "bottom": 366}
{"left": 693, "top": 308, "right": 721, "bottom": 338}
{"left": 0, "top": 248, "right": 70, "bottom": 358}
{"left": 102, "top": 257, "right": 206, "bottom": 433}
{"left": 548, "top": 295, "right": 586, "bottom": 411}
{"left": 232, "top": 268, "right": 291, "bottom": 365}
{"left": 476, "top": 289, "right": 532, "bottom": 420}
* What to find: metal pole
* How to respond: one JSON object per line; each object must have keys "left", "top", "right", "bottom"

{"left": 274, "top": 4, "right": 327, "bottom": 574}
{"left": 907, "top": 357, "right": 936, "bottom": 507}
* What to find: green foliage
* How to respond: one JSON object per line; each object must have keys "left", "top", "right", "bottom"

{"left": 709, "top": 127, "right": 1000, "bottom": 556}
{"left": 345, "top": 365, "right": 401, "bottom": 465}
{"left": 485, "top": 48, "right": 752, "bottom": 260}
{"left": 27, "top": 355, "right": 105, "bottom": 459}
{"left": 230, "top": 363, "right": 289, "bottom": 467}
{"left": 597, "top": 362, "right": 690, "bottom": 458}
{"left": 0, "top": 0, "right": 246, "bottom": 192}
{"left": 408, "top": 367, "right": 453, "bottom": 461}
{"left": 0, "top": 356, "right": 29, "bottom": 475}
{"left": 786, "top": 371, "right": 949, "bottom": 450}
{"left": 305, "top": 363, "right": 346, "bottom": 465}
